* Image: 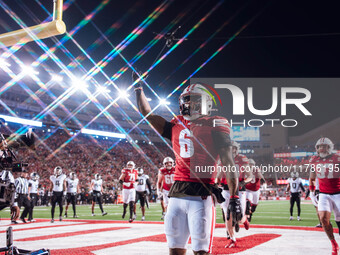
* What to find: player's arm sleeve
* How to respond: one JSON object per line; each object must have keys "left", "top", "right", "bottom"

{"left": 161, "top": 121, "right": 174, "bottom": 140}
{"left": 211, "top": 130, "right": 232, "bottom": 149}
{"left": 146, "top": 178, "right": 152, "bottom": 193}
{"left": 299, "top": 182, "right": 305, "bottom": 192}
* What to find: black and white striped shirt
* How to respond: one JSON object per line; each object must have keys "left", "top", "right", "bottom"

{"left": 15, "top": 177, "right": 29, "bottom": 195}
{"left": 0, "top": 170, "right": 14, "bottom": 184}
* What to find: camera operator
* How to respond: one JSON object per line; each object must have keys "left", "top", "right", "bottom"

{"left": 28, "top": 172, "right": 39, "bottom": 222}
{"left": 15, "top": 170, "right": 31, "bottom": 223}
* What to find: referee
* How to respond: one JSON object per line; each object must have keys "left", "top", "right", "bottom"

{"left": 15, "top": 170, "right": 31, "bottom": 223}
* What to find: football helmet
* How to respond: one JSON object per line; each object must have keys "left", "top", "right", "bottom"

{"left": 137, "top": 167, "right": 144, "bottom": 176}
{"left": 163, "top": 157, "right": 174, "bottom": 169}
{"left": 290, "top": 172, "right": 299, "bottom": 179}
{"left": 30, "top": 172, "right": 39, "bottom": 181}
{"left": 54, "top": 166, "right": 62, "bottom": 176}
{"left": 231, "top": 141, "right": 240, "bottom": 157}
{"left": 248, "top": 159, "right": 256, "bottom": 166}
{"left": 315, "top": 137, "right": 334, "bottom": 158}
{"left": 179, "top": 83, "right": 213, "bottom": 121}
{"left": 126, "top": 161, "right": 135, "bottom": 170}
{"left": 69, "top": 172, "right": 76, "bottom": 180}
{"left": 94, "top": 173, "right": 101, "bottom": 180}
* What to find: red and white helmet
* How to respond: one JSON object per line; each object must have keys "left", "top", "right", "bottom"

{"left": 231, "top": 141, "right": 240, "bottom": 156}
{"left": 315, "top": 137, "right": 334, "bottom": 158}
{"left": 126, "top": 161, "right": 135, "bottom": 170}
{"left": 179, "top": 83, "right": 213, "bottom": 121}
{"left": 163, "top": 157, "right": 174, "bottom": 169}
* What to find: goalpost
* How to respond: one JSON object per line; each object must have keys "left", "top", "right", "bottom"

{"left": 0, "top": 0, "right": 66, "bottom": 47}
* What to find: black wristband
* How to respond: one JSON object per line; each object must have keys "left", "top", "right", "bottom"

{"left": 119, "top": 180, "right": 123, "bottom": 184}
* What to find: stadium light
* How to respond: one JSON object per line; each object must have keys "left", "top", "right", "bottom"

{"left": 159, "top": 99, "right": 170, "bottom": 105}
{"left": 96, "top": 86, "right": 111, "bottom": 94}
{"left": 0, "top": 114, "right": 42, "bottom": 127}
{"left": 118, "top": 89, "right": 130, "bottom": 99}
{"left": 72, "top": 78, "right": 88, "bottom": 90}
{"left": 51, "top": 74, "right": 63, "bottom": 82}
{"left": 0, "top": 58, "right": 11, "bottom": 67}
{"left": 81, "top": 128, "right": 126, "bottom": 139}
{"left": 21, "top": 65, "right": 39, "bottom": 76}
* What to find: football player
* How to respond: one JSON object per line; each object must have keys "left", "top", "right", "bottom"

{"left": 119, "top": 161, "right": 138, "bottom": 222}
{"left": 64, "top": 172, "right": 80, "bottom": 218}
{"left": 134, "top": 75, "right": 240, "bottom": 255}
{"left": 287, "top": 171, "right": 305, "bottom": 221}
{"left": 305, "top": 178, "right": 322, "bottom": 227}
{"left": 245, "top": 159, "right": 265, "bottom": 222}
{"left": 309, "top": 137, "right": 340, "bottom": 255}
{"left": 134, "top": 168, "right": 152, "bottom": 221}
{"left": 50, "top": 166, "right": 67, "bottom": 223}
{"left": 220, "top": 141, "right": 252, "bottom": 248}
{"left": 157, "top": 157, "right": 175, "bottom": 219}
{"left": 28, "top": 172, "right": 39, "bottom": 222}
{"left": 90, "top": 173, "right": 107, "bottom": 216}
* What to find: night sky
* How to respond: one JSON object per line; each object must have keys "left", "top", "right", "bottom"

{"left": 0, "top": 0, "right": 339, "bottom": 136}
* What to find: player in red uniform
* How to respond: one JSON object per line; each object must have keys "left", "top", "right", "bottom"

{"left": 134, "top": 73, "right": 241, "bottom": 255}
{"left": 119, "top": 161, "right": 138, "bottom": 223}
{"left": 309, "top": 137, "right": 340, "bottom": 255}
{"left": 245, "top": 159, "right": 265, "bottom": 222}
{"left": 157, "top": 157, "right": 175, "bottom": 219}
{"left": 220, "top": 141, "right": 252, "bottom": 248}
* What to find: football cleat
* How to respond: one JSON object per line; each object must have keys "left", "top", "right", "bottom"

{"left": 11, "top": 221, "right": 18, "bottom": 224}
{"left": 315, "top": 223, "right": 322, "bottom": 228}
{"left": 225, "top": 239, "right": 237, "bottom": 248}
{"left": 73, "top": 215, "right": 79, "bottom": 218}
{"left": 141, "top": 216, "right": 145, "bottom": 221}
{"left": 59, "top": 216, "right": 63, "bottom": 221}
{"left": 51, "top": 219, "right": 54, "bottom": 223}
{"left": 332, "top": 240, "right": 339, "bottom": 255}
{"left": 20, "top": 217, "right": 27, "bottom": 224}
{"left": 102, "top": 212, "right": 107, "bottom": 216}
{"left": 92, "top": 213, "right": 96, "bottom": 217}
{"left": 64, "top": 213, "right": 68, "bottom": 218}
{"left": 122, "top": 211, "right": 126, "bottom": 219}
{"left": 133, "top": 214, "right": 137, "bottom": 220}
{"left": 129, "top": 218, "right": 134, "bottom": 223}
{"left": 244, "top": 219, "right": 250, "bottom": 230}
{"left": 289, "top": 216, "right": 293, "bottom": 221}
{"left": 297, "top": 216, "right": 301, "bottom": 221}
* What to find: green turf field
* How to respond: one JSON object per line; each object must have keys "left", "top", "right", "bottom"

{"left": 0, "top": 200, "right": 323, "bottom": 227}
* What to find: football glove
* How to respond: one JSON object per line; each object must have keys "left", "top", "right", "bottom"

{"left": 211, "top": 184, "right": 225, "bottom": 204}
{"left": 132, "top": 70, "right": 143, "bottom": 90}
{"left": 227, "top": 196, "right": 243, "bottom": 227}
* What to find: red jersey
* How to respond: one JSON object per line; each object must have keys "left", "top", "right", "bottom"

{"left": 221, "top": 154, "right": 249, "bottom": 190}
{"left": 170, "top": 115, "right": 230, "bottom": 184}
{"left": 309, "top": 154, "right": 340, "bottom": 194}
{"left": 121, "top": 168, "right": 138, "bottom": 189}
{"left": 159, "top": 167, "right": 175, "bottom": 191}
{"left": 245, "top": 167, "right": 261, "bottom": 191}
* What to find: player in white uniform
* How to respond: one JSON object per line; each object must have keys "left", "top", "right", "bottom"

{"left": 28, "top": 172, "right": 39, "bottom": 222}
{"left": 306, "top": 178, "right": 322, "bottom": 227}
{"left": 90, "top": 173, "right": 107, "bottom": 216}
{"left": 49, "top": 166, "right": 67, "bottom": 223}
{"left": 64, "top": 172, "right": 80, "bottom": 218}
{"left": 287, "top": 172, "right": 305, "bottom": 221}
{"left": 134, "top": 168, "right": 152, "bottom": 221}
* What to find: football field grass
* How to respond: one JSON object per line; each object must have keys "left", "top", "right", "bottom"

{"left": 0, "top": 200, "right": 323, "bottom": 227}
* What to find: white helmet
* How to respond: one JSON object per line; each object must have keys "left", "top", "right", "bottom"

{"left": 126, "top": 161, "right": 135, "bottom": 170}
{"left": 179, "top": 83, "right": 214, "bottom": 121}
{"left": 315, "top": 137, "right": 334, "bottom": 158}
{"left": 290, "top": 172, "right": 299, "bottom": 178}
{"left": 137, "top": 167, "right": 143, "bottom": 175}
{"left": 54, "top": 166, "right": 62, "bottom": 176}
{"left": 163, "top": 157, "right": 174, "bottom": 169}
{"left": 94, "top": 173, "right": 101, "bottom": 180}
{"left": 248, "top": 159, "right": 256, "bottom": 166}
{"left": 69, "top": 172, "right": 76, "bottom": 180}
{"left": 30, "top": 172, "right": 39, "bottom": 181}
